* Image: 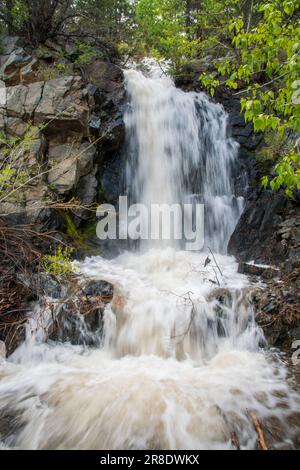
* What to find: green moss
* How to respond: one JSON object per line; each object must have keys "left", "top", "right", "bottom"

{"left": 61, "top": 211, "right": 98, "bottom": 255}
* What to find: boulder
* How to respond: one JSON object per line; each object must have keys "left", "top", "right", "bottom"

{"left": 101, "top": 152, "right": 126, "bottom": 203}
{"left": 82, "top": 280, "right": 114, "bottom": 298}
{"left": 82, "top": 60, "right": 123, "bottom": 90}
{"left": 5, "top": 84, "right": 27, "bottom": 117}
{"left": 34, "top": 76, "right": 90, "bottom": 139}
{"left": 5, "top": 117, "right": 28, "bottom": 137}
{"left": 48, "top": 141, "right": 96, "bottom": 194}
{"left": 0, "top": 48, "right": 32, "bottom": 86}
{"left": 24, "top": 81, "right": 44, "bottom": 116}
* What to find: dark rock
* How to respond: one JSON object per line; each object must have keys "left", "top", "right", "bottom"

{"left": 231, "top": 121, "right": 253, "bottom": 138}
{"left": 37, "top": 274, "right": 63, "bottom": 299}
{"left": 82, "top": 280, "right": 114, "bottom": 298}
{"left": 101, "top": 114, "right": 125, "bottom": 152}
{"left": 101, "top": 152, "right": 126, "bottom": 203}
{"left": 89, "top": 114, "right": 101, "bottom": 131}
{"left": 252, "top": 263, "right": 300, "bottom": 350}
{"left": 229, "top": 190, "right": 300, "bottom": 266}
{"left": 238, "top": 262, "right": 280, "bottom": 279}
{"left": 48, "top": 278, "right": 114, "bottom": 347}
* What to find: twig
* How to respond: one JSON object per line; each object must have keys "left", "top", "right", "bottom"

{"left": 233, "top": 71, "right": 290, "bottom": 96}
{"left": 247, "top": 410, "right": 269, "bottom": 450}
{"left": 208, "top": 247, "right": 224, "bottom": 278}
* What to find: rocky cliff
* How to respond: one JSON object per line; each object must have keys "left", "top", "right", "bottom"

{"left": 0, "top": 35, "right": 126, "bottom": 237}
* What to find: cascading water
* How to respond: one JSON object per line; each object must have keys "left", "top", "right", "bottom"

{"left": 0, "top": 68, "right": 299, "bottom": 450}
{"left": 125, "top": 70, "right": 244, "bottom": 253}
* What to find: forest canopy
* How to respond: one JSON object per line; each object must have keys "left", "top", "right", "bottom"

{"left": 0, "top": 0, "right": 299, "bottom": 194}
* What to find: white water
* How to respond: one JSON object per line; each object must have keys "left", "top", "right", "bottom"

{"left": 0, "top": 69, "right": 299, "bottom": 450}
{"left": 125, "top": 70, "right": 244, "bottom": 253}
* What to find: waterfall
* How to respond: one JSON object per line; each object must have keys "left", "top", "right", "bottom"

{"left": 124, "top": 69, "right": 244, "bottom": 253}
{"left": 0, "top": 68, "right": 299, "bottom": 450}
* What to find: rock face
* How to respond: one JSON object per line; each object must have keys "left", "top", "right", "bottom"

{"left": 0, "top": 35, "right": 126, "bottom": 232}
{"left": 229, "top": 191, "right": 300, "bottom": 266}
{"left": 252, "top": 264, "right": 300, "bottom": 349}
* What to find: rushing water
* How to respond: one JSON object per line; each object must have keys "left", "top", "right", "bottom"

{"left": 0, "top": 69, "right": 299, "bottom": 450}
{"left": 125, "top": 70, "right": 244, "bottom": 253}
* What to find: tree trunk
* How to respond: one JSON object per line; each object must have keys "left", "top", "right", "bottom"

{"left": 5, "top": 0, "right": 15, "bottom": 34}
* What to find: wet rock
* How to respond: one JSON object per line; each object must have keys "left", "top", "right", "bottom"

{"left": 101, "top": 152, "right": 125, "bottom": 203}
{"left": 82, "top": 280, "right": 114, "bottom": 299}
{"left": 207, "top": 288, "right": 233, "bottom": 304}
{"left": 238, "top": 262, "right": 280, "bottom": 279}
{"left": 101, "top": 114, "right": 125, "bottom": 152}
{"left": 48, "top": 278, "right": 114, "bottom": 346}
{"left": 229, "top": 190, "right": 300, "bottom": 266}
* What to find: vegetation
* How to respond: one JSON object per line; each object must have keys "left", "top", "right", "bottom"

{"left": 0, "top": 124, "right": 43, "bottom": 202}
{"left": 43, "top": 245, "right": 78, "bottom": 277}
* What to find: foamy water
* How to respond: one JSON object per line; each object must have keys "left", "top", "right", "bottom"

{"left": 0, "top": 249, "right": 299, "bottom": 449}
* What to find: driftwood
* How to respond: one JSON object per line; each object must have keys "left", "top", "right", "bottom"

{"left": 247, "top": 410, "right": 269, "bottom": 450}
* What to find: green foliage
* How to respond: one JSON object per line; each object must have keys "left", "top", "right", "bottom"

{"left": 75, "top": 0, "right": 135, "bottom": 44}
{"left": 63, "top": 212, "right": 99, "bottom": 253}
{"left": 0, "top": 166, "right": 16, "bottom": 196}
{"left": 135, "top": 0, "right": 200, "bottom": 69}
{"left": 190, "top": 0, "right": 300, "bottom": 195}
{"left": 43, "top": 245, "right": 78, "bottom": 277}
{"left": 74, "top": 42, "right": 98, "bottom": 66}
{"left": 262, "top": 151, "right": 300, "bottom": 197}
{"left": 199, "top": 73, "right": 220, "bottom": 97}
{"left": 0, "top": 124, "right": 42, "bottom": 201}
{"left": 10, "top": 0, "right": 30, "bottom": 30}
{"left": 0, "top": 1, "right": 75, "bottom": 44}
